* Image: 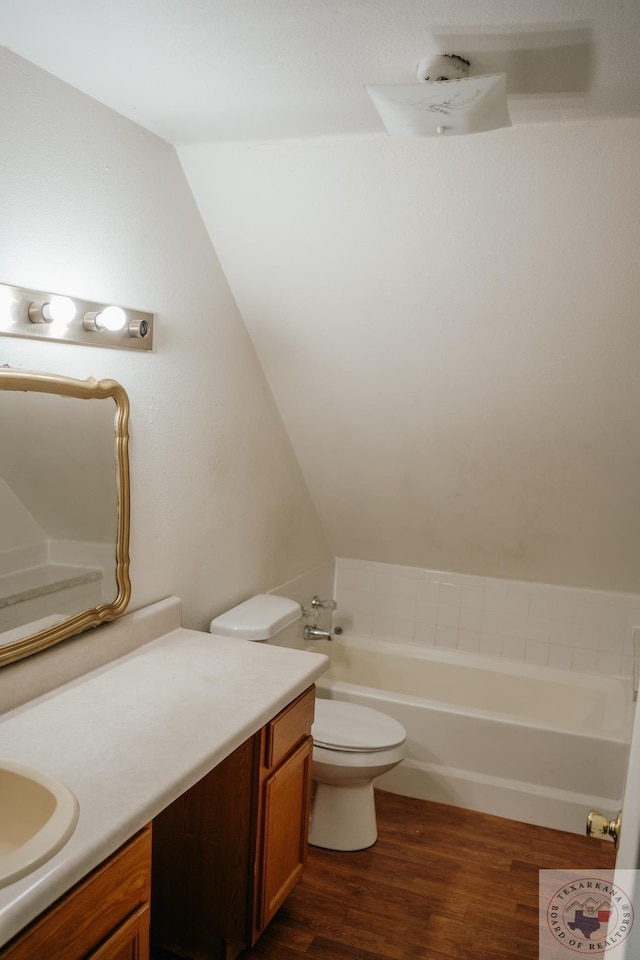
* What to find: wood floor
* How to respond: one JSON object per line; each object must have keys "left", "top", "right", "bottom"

{"left": 239, "top": 790, "right": 616, "bottom": 960}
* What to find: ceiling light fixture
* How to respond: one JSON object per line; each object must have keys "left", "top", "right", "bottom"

{"left": 0, "top": 282, "right": 154, "bottom": 350}
{"left": 366, "top": 54, "right": 511, "bottom": 137}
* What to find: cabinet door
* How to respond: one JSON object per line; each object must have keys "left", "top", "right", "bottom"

{"left": 257, "top": 735, "right": 313, "bottom": 932}
{"left": 87, "top": 905, "right": 150, "bottom": 960}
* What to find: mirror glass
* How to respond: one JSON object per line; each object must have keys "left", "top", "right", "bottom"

{"left": 0, "top": 369, "right": 130, "bottom": 666}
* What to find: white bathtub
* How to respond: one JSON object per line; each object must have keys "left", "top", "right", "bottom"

{"left": 314, "top": 635, "right": 634, "bottom": 834}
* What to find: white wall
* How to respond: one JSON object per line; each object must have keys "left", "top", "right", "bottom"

{"left": 179, "top": 119, "right": 640, "bottom": 594}
{"left": 0, "top": 49, "right": 332, "bottom": 642}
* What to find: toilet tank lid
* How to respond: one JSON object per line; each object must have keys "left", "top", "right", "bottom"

{"left": 209, "top": 593, "right": 302, "bottom": 641}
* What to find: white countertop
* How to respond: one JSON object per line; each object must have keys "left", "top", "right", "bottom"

{"left": 0, "top": 624, "right": 329, "bottom": 947}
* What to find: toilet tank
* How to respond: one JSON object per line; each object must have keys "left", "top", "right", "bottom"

{"left": 210, "top": 594, "right": 302, "bottom": 647}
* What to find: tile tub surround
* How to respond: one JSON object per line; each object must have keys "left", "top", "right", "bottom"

{"left": 0, "top": 599, "right": 328, "bottom": 948}
{"left": 334, "top": 558, "right": 640, "bottom": 679}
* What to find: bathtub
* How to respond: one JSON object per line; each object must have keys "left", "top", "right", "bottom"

{"left": 314, "top": 634, "right": 634, "bottom": 834}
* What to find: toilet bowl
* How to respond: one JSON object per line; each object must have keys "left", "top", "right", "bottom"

{"left": 310, "top": 698, "right": 406, "bottom": 851}
{"left": 210, "top": 594, "right": 407, "bottom": 852}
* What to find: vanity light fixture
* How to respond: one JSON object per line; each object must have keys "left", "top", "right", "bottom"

{"left": 0, "top": 282, "right": 154, "bottom": 351}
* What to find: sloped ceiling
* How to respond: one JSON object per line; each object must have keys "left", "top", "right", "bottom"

{"left": 1, "top": 2, "right": 640, "bottom": 591}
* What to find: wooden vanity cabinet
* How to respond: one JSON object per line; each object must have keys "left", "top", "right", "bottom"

{"left": 0, "top": 826, "right": 151, "bottom": 960}
{"left": 253, "top": 690, "right": 314, "bottom": 941}
{"left": 151, "top": 685, "right": 315, "bottom": 960}
{"left": 0, "top": 687, "right": 314, "bottom": 960}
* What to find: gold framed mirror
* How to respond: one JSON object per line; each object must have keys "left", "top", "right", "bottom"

{"left": 0, "top": 368, "right": 130, "bottom": 666}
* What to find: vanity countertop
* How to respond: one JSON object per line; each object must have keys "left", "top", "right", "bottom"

{"left": 0, "top": 624, "right": 329, "bottom": 948}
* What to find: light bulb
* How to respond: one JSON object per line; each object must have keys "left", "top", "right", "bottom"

{"left": 95, "top": 305, "right": 127, "bottom": 332}
{"left": 42, "top": 296, "right": 76, "bottom": 324}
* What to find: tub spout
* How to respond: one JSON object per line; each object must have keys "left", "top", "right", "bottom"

{"left": 303, "top": 625, "right": 333, "bottom": 641}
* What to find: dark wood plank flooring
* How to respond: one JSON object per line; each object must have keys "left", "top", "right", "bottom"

{"left": 240, "top": 790, "right": 616, "bottom": 960}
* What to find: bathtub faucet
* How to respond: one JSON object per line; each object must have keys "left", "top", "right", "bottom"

{"left": 303, "top": 625, "right": 333, "bottom": 642}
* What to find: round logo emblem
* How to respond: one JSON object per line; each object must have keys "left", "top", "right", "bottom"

{"left": 546, "top": 877, "right": 634, "bottom": 953}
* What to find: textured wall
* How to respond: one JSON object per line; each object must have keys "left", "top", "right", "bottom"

{"left": 180, "top": 119, "right": 640, "bottom": 592}
{"left": 0, "top": 49, "right": 331, "bottom": 637}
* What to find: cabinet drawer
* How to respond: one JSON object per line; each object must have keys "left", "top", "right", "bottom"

{"left": 87, "top": 904, "right": 150, "bottom": 960}
{"left": 0, "top": 826, "right": 151, "bottom": 960}
{"left": 264, "top": 685, "right": 315, "bottom": 770}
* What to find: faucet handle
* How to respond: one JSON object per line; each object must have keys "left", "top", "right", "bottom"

{"left": 311, "top": 595, "right": 337, "bottom": 611}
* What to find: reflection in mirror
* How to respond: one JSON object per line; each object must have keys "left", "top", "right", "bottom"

{"left": 0, "top": 369, "right": 130, "bottom": 666}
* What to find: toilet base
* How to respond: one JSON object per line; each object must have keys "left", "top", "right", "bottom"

{"left": 309, "top": 779, "right": 378, "bottom": 851}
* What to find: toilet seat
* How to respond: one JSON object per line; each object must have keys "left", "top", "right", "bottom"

{"left": 312, "top": 699, "right": 406, "bottom": 753}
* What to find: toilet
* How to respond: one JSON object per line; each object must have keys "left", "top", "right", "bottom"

{"left": 310, "top": 697, "right": 406, "bottom": 851}
{"left": 210, "top": 594, "right": 407, "bottom": 851}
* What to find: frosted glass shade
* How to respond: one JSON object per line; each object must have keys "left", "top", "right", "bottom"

{"left": 366, "top": 73, "right": 511, "bottom": 137}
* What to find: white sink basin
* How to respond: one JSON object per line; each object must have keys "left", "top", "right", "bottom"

{"left": 0, "top": 759, "right": 79, "bottom": 887}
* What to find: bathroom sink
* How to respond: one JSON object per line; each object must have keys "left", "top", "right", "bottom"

{"left": 0, "top": 759, "right": 79, "bottom": 887}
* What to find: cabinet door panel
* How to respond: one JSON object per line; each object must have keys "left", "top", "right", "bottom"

{"left": 87, "top": 905, "right": 150, "bottom": 960}
{"left": 258, "top": 736, "right": 312, "bottom": 931}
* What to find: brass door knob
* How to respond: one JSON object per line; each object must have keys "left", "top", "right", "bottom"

{"left": 586, "top": 809, "right": 622, "bottom": 848}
